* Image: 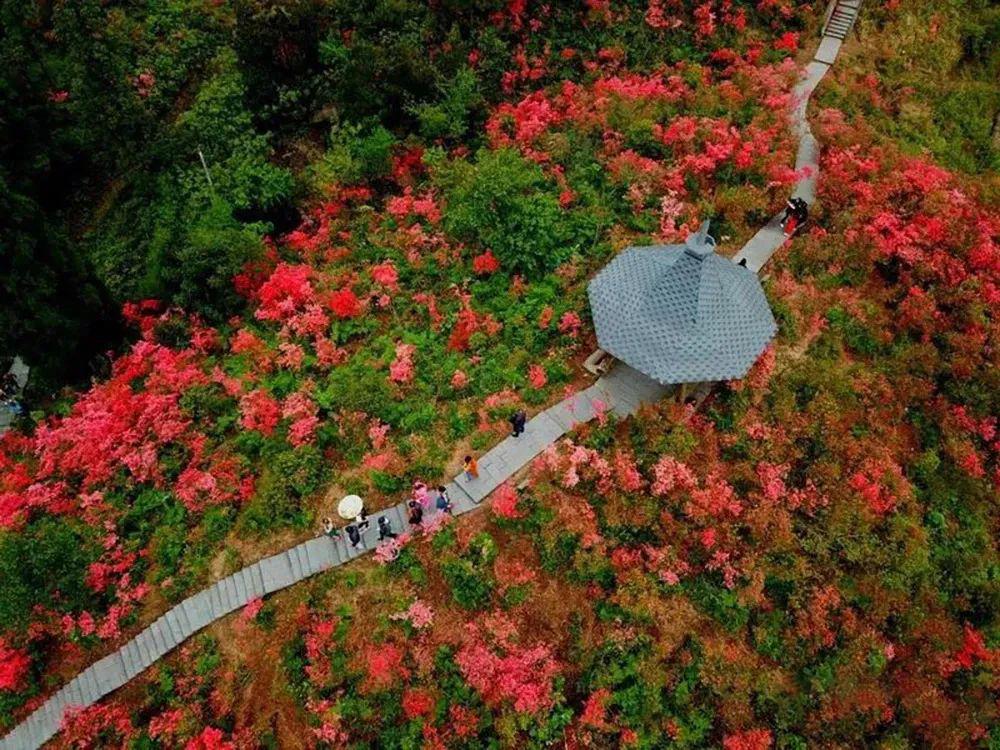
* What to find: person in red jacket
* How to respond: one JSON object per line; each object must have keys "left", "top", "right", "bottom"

{"left": 781, "top": 197, "right": 809, "bottom": 236}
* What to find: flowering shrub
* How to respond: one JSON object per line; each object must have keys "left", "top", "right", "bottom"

{"left": 491, "top": 482, "right": 525, "bottom": 520}
{"left": 59, "top": 704, "right": 135, "bottom": 748}
{"left": 527, "top": 363, "right": 547, "bottom": 389}
{"left": 0, "top": 640, "right": 30, "bottom": 692}
{"left": 327, "top": 287, "right": 362, "bottom": 319}
{"left": 455, "top": 619, "right": 560, "bottom": 714}
{"left": 388, "top": 342, "right": 417, "bottom": 385}
{"left": 472, "top": 250, "right": 501, "bottom": 275}
{"left": 390, "top": 599, "right": 434, "bottom": 630}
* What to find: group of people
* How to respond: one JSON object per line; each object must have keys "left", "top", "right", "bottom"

{"left": 321, "top": 481, "right": 455, "bottom": 550}
{"left": 321, "top": 503, "right": 372, "bottom": 549}
{"left": 406, "top": 481, "right": 453, "bottom": 526}
{"left": 459, "top": 409, "right": 527, "bottom": 481}
{"left": 321, "top": 409, "right": 533, "bottom": 550}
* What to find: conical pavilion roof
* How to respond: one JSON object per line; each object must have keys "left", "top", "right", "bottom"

{"left": 587, "top": 223, "right": 777, "bottom": 384}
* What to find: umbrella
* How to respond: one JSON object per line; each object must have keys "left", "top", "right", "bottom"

{"left": 338, "top": 494, "right": 364, "bottom": 520}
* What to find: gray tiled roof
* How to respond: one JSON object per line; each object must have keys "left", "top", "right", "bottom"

{"left": 587, "top": 224, "right": 777, "bottom": 384}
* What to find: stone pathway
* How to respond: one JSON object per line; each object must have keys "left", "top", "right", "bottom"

{"left": 733, "top": 0, "right": 858, "bottom": 272}
{"left": 0, "top": 5, "right": 859, "bottom": 747}
{"left": 0, "top": 365, "right": 662, "bottom": 750}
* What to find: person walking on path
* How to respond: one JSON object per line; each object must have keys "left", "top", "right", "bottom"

{"left": 407, "top": 499, "right": 423, "bottom": 528}
{"left": 435, "top": 486, "right": 453, "bottom": 515}
{"left": 378, "top": 515, "right": 397, "bottom": 540}
{"left": 463, "top": 455, "right": 479, "bottom": 480}
{"left": 355, "top": 503, "right": 371, "bottom": 533}
{"left": 509, "top": 409, "right": 527, "bottom": 437}
{"left": 412, "top": 481, "right": 431, "bottom": 508}
{"left": 780, "top": 197, "right": 809, "bottom": 236}
{"left": 0, "top": 372, "right": 16, "bottom": 400}
{"left": 346, "top": 523, "right": 362, "bottom": 548}
{"left": 0, "top": 372, "right": 22, "bottom": 417}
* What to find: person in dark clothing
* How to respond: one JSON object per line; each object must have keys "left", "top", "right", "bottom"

{"left": 407, "top": 499, "right": 424, "bottom": 527}
{"left": 509, "top": 409, "right": 527, "bottom": 437}
{"left": 780, "top": 197, "right": 809, "bottom": 235}
{"left": 378, "top": 516, "right": 397, "bottom": 540}
{"left": 435, "top": 486, "right": 453, "bottom": 515}
{"left": 780, "top": 197, "right": 802, "bottom": 225}
{"left": 0, "top": 373, "right": 17, "bottom": 400}
{"left": 356, "top": 504, "right": 371, "bottom": 532}
{"left": 346, "top": 523, "right": 362, "bottom": 548}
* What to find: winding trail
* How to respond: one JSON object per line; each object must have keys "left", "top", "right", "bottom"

{"left": 0, "top": 6, "right": 860, "bottom": 747}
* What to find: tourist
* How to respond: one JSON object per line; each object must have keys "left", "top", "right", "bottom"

{"left": 345, "top": 523, "right": 362, "bottom": 548}
{"left": 412, "top": 481, "right": 431, "bottom": 508}
{"left": 355, "top": 503, "right": 370, "bottom": 532}
{"left": 463, "top": 455, "right": 479, "bottom": 480}
{"left": 781, "top": 197, "right": 809, "bottom": 236}
{"left": 780, "top": 197, "right": 797, "bottom": 227}
{"left": 509, "top": 409, "right": 527, "bottom": 437}
{"left": 435, "top": 485, "right": 453, "bottom": 514}
{"left": 0, "top": 373, "right": 20, "bottom": 415}
{"left": 407, "top": 499, "right": 423, "bottom": 527}
{"left": 321, "top": 517, "right": 341, "bottom": 540}
{"left": 378, "top": 515, "right": 397, "bottom": 540}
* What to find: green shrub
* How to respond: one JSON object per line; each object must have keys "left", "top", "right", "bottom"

{"left": 310, "top": 123, "right": 397, "bottom": 186}
{"left": 240, "top": 446, "right": 327, "bottom": 534}
{"left": 442, "top": 558, "right": 494, "bottom": 610}
{"left": 371, "top": 471, "right": 407, "bottom": 495}
{"left": 316, "top": 361, "right": 395, "bottom": 422}
{"left": 152, "top": 317, "right": 192, "bottom": 349}
{"left": 684, "top": 575, "right": 751, "bottom": 632}
{"left": 466, "top": 531, "right": 498, "bottom": 566}
{"left": 826, "top": 307, "right": 881, "bottom": 357}
{"left": 537, "top": 530, "right": 581, "bottom": 574}
{"left": 435, "top": 148, "right": 578, "bottom": 277}
{"left": 0, "top": 518, "right": 102, "bottom": 631}
{"left": 388, "top": 546, "right": 427, "bottom": 586}
{"left": 413, "top": 66, "right": 483, "bottom": 141}
{"left": 179, "top": 384, "right": 239, "bottom": 437}
{"left": 149, "top": 504, "right": 189, "bottom": 583}
{"left": 168, "top": 199, "right": 267, "bottom": 321}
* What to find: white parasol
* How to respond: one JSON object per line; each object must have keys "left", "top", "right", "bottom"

{"left": 337, "top": 494, "right": 364, "bottom": 520}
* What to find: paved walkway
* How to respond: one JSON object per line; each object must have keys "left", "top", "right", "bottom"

{"left": 0, "top": 4, "right": 860, "bottom": 747}
{"left": 733, "top": 0, "right": 857, "bottom": 272}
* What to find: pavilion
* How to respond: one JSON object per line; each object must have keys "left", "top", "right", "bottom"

{"left": 587, "top": 222, "right": 777, "bottom": 388}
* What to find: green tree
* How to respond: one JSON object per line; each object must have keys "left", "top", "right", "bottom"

{"left": 436, "top": 148, "right": 579, "bottom": 277}
{"left": 0, "top": 0, "right": 123, "bottom": 392}
{"left": 0, "top": 518, "right": 102, "bottom": 632}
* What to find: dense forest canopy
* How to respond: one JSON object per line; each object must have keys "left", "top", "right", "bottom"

{"left": 0, "top": 0, "right": 999, "bottom": 748}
